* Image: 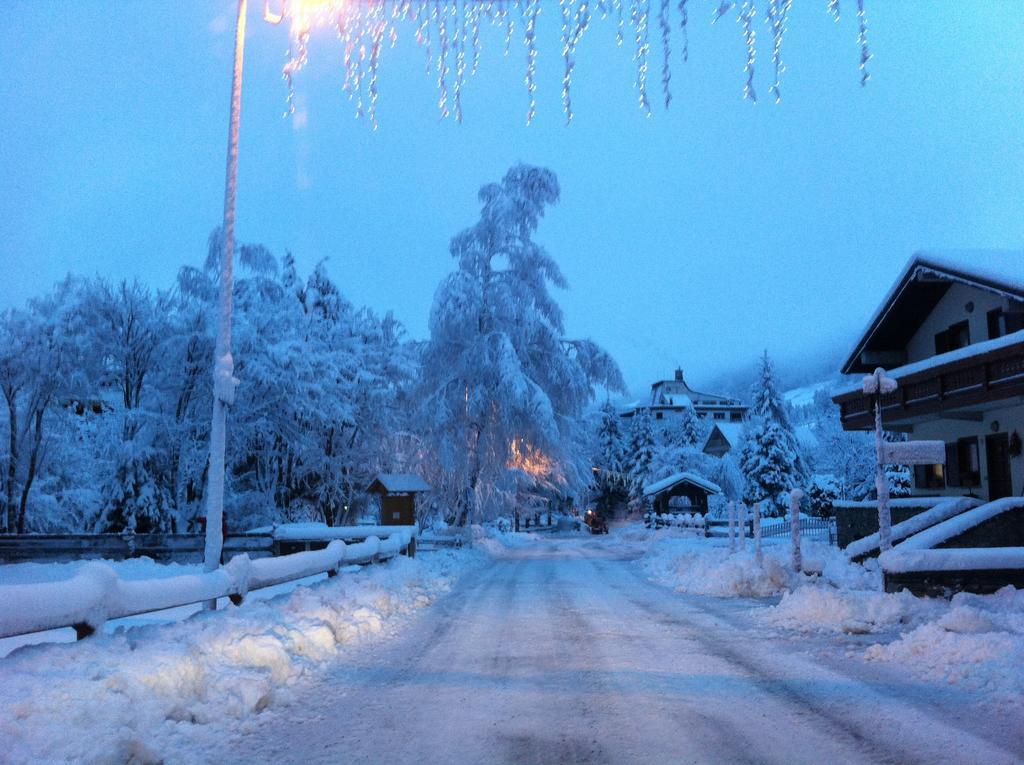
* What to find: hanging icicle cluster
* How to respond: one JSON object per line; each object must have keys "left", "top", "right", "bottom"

{"left": 263, "top": 0, "right": 871, "bottom": 125}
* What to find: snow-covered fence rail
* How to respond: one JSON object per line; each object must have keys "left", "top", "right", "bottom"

{"left": 645, "top": 512, "right": 707, "bottom": 534}
{"left": 0, "top": 527, "right": 417, "bottom": 641}
{"left": 760, "top": 517, "right": 836, "bottom": 545}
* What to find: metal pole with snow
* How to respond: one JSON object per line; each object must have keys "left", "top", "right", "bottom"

{"left": 727, "top": 501, "right": 736, "bottom": 552}
{"left": 789, "top": 489, "right": 804, "bottom": 573}
{"left": 203, "top": 0, "right": 247, "bottom": 607}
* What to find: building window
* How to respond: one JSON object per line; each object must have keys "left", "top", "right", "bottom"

{"left": 655, "top": 412, "right": 663, "bottom": 420}
{"left": 729, "top": 412, "right": 742, "bottom": 422}
{"left": 713, "top": 412, "right": 725, "bottom": 420}
{"left": 914, "top": 463, "right": 945, "bottom": 490}
{"left": 987, "top": 306, "right": 1024, "bottom": 340}
{"left": 934, "top": 320, "right": 970, "bottom": 355}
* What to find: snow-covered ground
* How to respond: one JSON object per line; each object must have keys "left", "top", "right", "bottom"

{"left": 637, "top": 527, "right": 1024, "bottom": 707}
{"left": 3, "top": 525, "right": 1023, "bottom": 764}
{"left": 0, "top": 547, "right": 482, "bottom": 764}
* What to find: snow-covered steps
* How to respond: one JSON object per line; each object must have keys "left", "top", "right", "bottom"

{"left": 844, "top": 496, "right": 982, "bottom": 562}
{"left": 880, "top": 497, "right": 1024, "bottom": 596}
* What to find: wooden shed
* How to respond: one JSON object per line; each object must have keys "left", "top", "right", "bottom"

{"left": 642, "top": 471, "right": 722, "bottom": 515}
{"left": 367, "top": 473, "right": 431, "bottom": 526}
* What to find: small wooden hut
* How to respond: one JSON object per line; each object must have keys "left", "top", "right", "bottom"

{"left": 642, "top": 472, "right": 721, "bottom": 515}
{"left": 367, "top": 473, "right": 431, "bottom": 526}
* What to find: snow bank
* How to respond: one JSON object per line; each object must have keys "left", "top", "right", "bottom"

{"left": 0, "top": 548, "right": 480, "bottom": 764}
{"left": 864, "top": 586, "right": 1024, "bottom": 704}
{"left": 763, "top": 586, "right": 942, "bottom": 635}
{"left": 639, "top": 536, "right": 791, "bottom": 597}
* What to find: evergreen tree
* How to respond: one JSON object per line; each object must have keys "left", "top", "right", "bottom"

{"left": 624, "top": 409, "right": 656, "bottom": 499}
{"left": 595, "top": 400, "right": 626, "bottom": 485}
{"left": 740, "top": 351, "right": 808, "bottom": 515}
{"left": 95, "top": 442, "right": 175, "bottom": 533}
{"left": 676, "top": 404, "right": 707, "bottom": 448}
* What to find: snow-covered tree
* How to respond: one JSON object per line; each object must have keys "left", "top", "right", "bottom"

{"left": 624, "top": 409, "right": 657, "bottom": 499}
{"left": 94, "top": 443, "right": 176, "bottom": 533}
{"left": 593, "top": 400, "right": 627, "bottom": 492}
{"left": 740, "top": 351, "right": 808, "bottom": 515}
{"left": 674, "top": 403, "right": 708, "bottom": 448}
{"left": 416, "top": 164, "right": 624, "bottom": 524}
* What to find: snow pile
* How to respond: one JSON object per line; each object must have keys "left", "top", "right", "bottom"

{"left": 763, "top": 586, "right": 940, "bottom": 635}
{"left": 864, "top": 586, "right": 1024, "bottom": 704}
{"left": 639, "top": 536, "right": 791, "bottom": 597}
{"left": 0, "top": 549, "right": 477, "bottom": 764}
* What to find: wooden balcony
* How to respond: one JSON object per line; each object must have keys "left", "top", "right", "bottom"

{"left": 833, "top": 338, "right": 1024, "bottom": 430}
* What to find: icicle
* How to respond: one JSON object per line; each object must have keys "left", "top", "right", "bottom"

{"left": 678, "top": 0, "right": 689, "bottom": 62}
{"left": 469, "top": 1, "right": 482, "bottom": 75}
{"left": 615, "top": 0, "right": 625, "bottom": 46}
{"left": 766, "top": 0, "right": 791, "bottom": 102}
{"left": 659, "top": 0, "right": 671, "bottom": 108}
{"left": 454, "top": 0, "right": 467, "bottom": 122}
{"left": 522, "top": 0, "right": 540, "bottom": 124}
{"left": 738, "top": 0, "right": 757, "bottom": 103}
{"left": 561, "top": 0, "right": 575, "bottom": 122}
{"left": 712, "top": 1, "right": 735, "bottom": 23}
{"left": 632, "top": 0, "right": 652, "bottom": 116}
{"left": 368, "top": 2, "right": 387, "bottom": 129}
{"left": 828, "top": 0, "right": 841, "bottom": 22}
{"left": 857, "top": 0, "right": 871, "bottom": 86}
{"left": 437, "top": 0, "right": 452, "bottom": 119}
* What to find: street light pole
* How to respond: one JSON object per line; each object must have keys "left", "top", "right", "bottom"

{"left": 203, "top": 0, "right": 248, "bottom": 606}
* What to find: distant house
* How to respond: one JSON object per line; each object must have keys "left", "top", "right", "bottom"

{"left": 622, "top": 368, "right": 748, "bottom": 425}
{"left": 832, "top": 250, "right": 1024, "bottom": 503}
{"left": 702, "top": 422, "right": 745, "bottom": 457}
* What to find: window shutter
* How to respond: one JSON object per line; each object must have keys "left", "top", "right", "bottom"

{"left": 944, "top": 442, "right": 959, "bottom": 488}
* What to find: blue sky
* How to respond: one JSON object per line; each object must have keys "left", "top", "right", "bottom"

{"left": 2, "top": 2, "right": 1022, "bottom": 395}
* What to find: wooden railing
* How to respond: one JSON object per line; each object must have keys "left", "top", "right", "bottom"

{"left": 0, "top": 527, "right": 416, "bottom": 641}
{"left": 835, "top": 341, "right": 1024, "bottom": 428}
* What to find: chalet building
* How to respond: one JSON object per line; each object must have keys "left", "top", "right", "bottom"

{"left": 622, "top": 368, "right": 748, "bottom": 425}
{"left": 832, "top": 251, "right": 1024, "bottom": 503}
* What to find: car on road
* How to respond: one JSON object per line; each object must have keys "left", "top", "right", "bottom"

{"left": 584, "top": 509, "right": 608, "bottom": 534}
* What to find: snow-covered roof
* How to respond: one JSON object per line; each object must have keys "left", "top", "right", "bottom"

{"left": 366, "top": 473, "right": 431, "bottom": 493}
{"left": 842, "top": 249, "right": 1024, "bottom": 374}
{"left": 643, "top": 471, "right": 722, "bottom": 497}
{"left": 835, "top": 328, "right": 1024, "bottom": 397}
{"left": 703, "top": 422, "right": 745, "bottom": 450}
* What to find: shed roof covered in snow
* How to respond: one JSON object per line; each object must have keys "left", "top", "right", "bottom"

{"left": 643, "top": 471, "right": 722, "bottom": 498}
{"left": 702, "top": 422, "right": 746, "bottom": 451}
{"left": 841, "top": 250, "right": 1024, "bottom": 374}
{"left": 366, "top": 474, "right": 431, "bottom": 494}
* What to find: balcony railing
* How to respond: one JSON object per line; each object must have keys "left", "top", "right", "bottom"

{"left": 834, "top": 340, "right": 1024, "bottom": 429}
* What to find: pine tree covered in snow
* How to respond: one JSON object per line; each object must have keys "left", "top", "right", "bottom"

{"left": 624, "top": 409, "right": 656, "bottom": 499}
{"left": 416, "top": 164, "right": 624, "bottom": 524}
{"left": 675, "top": 403, "right": 707, "bottom": 448}
{"left": 94, "top": 441, "right": 175, "bottom": 533}
{"left": 740, "top": 351, "right": 808, "bottom": 515}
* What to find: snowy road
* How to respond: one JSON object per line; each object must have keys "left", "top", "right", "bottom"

{"left": 212, "top": 536, "right": 1024, "bottom": 765}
